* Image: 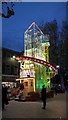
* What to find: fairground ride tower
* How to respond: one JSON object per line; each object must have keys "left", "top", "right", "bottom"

{"left": 19, "top": 22, "right": 55, "bottom": 94}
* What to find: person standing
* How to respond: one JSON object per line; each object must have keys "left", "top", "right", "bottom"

{"left": 2, "top": 85, "right": 9, "bottom": 110}
{"left": 41, "top": 85, "right": 46, "bottom": 109}
{"left": 2, "top": 86, "right": 5, "bottom": 110}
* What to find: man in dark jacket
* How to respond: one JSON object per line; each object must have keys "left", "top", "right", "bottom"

{"left": 41, "top": 85, "right": 46, "bottom": 109}
{"left": 2, "top": 86, "right": 8, "bottom": 110}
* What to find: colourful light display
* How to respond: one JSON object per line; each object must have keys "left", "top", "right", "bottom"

{"left": 16, "top": 22, "right": 56, "bottom": 92}
{"left": 16, "top": 56, "right": 56, "bottom": 71}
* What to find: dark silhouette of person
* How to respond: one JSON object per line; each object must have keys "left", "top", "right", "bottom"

{"left": 19, "top": 83, "right": 24, "bottom": 100}
{"left": 2, "top": 85, "right": 9, "bottom": 110}
{"left": 41, "top": 85, "right": 46, "bottom": 109}
{"left": 20, "top": 83, "right": 24, "bottom": 90}
{"left": 5, "top": 86, "right": 9, "bottom": 105}
{"left": 54, "top": 85, "right": 58, "bottom": 95}
{"left": 2, "top": 86, "right": 5, "bottom": 110}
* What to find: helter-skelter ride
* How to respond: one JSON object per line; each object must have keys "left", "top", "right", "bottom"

{"left": 16, "top": 22, "right": 56, "bottom": 95}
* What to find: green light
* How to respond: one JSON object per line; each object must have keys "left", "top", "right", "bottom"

{"left": 35, "top": 63, "right": 51, "bottom": 90}
{"left": 42, "top": 42, "right": 50, "bottom": 46}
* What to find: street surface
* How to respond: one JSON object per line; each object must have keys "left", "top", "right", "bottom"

{"left": 2, "top": 93, "right": 66, "bottom": 118}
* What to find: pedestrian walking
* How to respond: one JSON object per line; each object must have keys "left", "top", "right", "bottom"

{"left": 41, "top": 85, "right": 46, "bottom": 109}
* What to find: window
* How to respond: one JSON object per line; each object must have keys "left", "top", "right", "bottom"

{"left": 21, "top": 80, "right": 23, "bottom": 83}
{"left": 31, "top": 81, "right": 33, "bottom": 87}
{"left": 6, "top": 52, "right": 11, "bottom": 58}
{"left": 5, "top": 64, "right": 10, "bottom": 74}
{"left": 2, "top": 63, "right": 5, "bottom": 74}
{"left": 25, "top": 82, "right": 28, "bottom": 86}
{"left": 46, "top": 55, "right": 47, "bottom": 61}
{"left": 47, "top": 79, "right": 49, "bottom": 82}
{"left": 11, "top": 65, "right": 14, "bottom": 75}
{"left": 17, "top": 80, "right": 20, "bottom": 87}
{"left": 14, "top": 66, "right": 18, "bottom": 75}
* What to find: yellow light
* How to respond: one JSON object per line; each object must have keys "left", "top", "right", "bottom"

{"left": 34, "top": 78, "right": 35, "bottom": 92}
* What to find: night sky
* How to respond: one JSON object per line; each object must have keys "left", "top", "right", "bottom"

{"left": 2, "top": 2, "right": 66, "bottom": 52}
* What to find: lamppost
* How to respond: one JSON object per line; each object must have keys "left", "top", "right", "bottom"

{"left": 11, "top": 55, "right": 21, "bottom": 86}
{"left": 56, "top": 65, "right": 60, "bottom": 74}
{"left": 56, "top": 65, "right": 65, "bottom": 90}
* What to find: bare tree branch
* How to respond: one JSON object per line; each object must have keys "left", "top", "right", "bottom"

{"left": 0, "top": 2, "right": 15, "bottom": 18}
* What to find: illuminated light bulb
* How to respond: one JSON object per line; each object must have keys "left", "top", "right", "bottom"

{"left": 26, "top": 58, "right": 29, "bottom": 60}
{"left": 16, "top": 57, "right": 19, "bottom": 60}
{"left": 54, "top": 68, "right": 56, "bottom": 71}
{"left": 50, "top": 65, "right": 52, "bottom": 67}
{"left": 29, "top": 29, "right": 32, "bottom": 32}
{"left": 48, "top": 81, "right": 50, "bottom": 83}
{"left": 48, "top": 64, "right": 50, "bottom": 66}
{"left": 56, "top": 65, "right": 60, "bottom": 68}
{"left": 13, "top": 56, "right": 15, "bottom": 59}
{"left": 49, "top": 67, "right": 52, "bottom": 70}
{"left": 34, "top": 59, "right": 36, "bottom": 62}
{"left": 18, "top": 60, "right": 21, "bottom": 62}
{"left": 37, "top": 60, "right": 40, "bottom": 62}
{"left": 20, "top": 57, "right": 22, "bottom": 60}
{"left": 44, "top": 62, "right": 46, "bottom": 65}
{"left": 52, "top": 67, "right": 55, "bottom": 70}
{"left": 40, "top": 61, "right": 43, "bottom": 63}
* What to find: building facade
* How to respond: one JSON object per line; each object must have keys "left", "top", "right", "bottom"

{"left": 2, "top": 48, "right": 23, "bottom": 88}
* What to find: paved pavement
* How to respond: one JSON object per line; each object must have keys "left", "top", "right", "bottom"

{"left": 2, "top": 93, "right": 66, "bottom": 118}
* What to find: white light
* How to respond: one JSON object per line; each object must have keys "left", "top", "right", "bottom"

{"left": 49, "top": 67, "right": 52, "bottom": 70}
{"left": 18, "top": 60, "right": 21, "bottom": 63}
{"left": 56, "top": 65, "right": 60, "bottom": 68}
{"left": 29, "top": 29, "right": 32, "bottom": 32}
{"left": 11, "top": 58, "right": 13, "bottom": 60}
{"left": 13, "top": 56, "right": 15, "bottom": 59}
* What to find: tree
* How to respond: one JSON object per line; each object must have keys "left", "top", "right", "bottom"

{"left": 39, "top": 19, "right": 68, "bottom": 75}
{"left": 58, "top": 21, "right": 68, "bottom": 74}
{"left": 0, "top": 2, "right": 15, "bottom": 18}
{"left": 39, "top": 19, "right": 59, "bottom": 66}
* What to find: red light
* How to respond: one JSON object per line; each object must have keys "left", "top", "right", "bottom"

{"left": 48, "top": 64, "right": 50, "bottom": 66}
{"left": 26, "top": 58, "right": 29, "bottom": 60}
{"left": 23, "top": 58, "right": 25, "bottom": 60}
{"left": 17, "top": 56, "right": 56, "bottom": 72}
{"left": 50, "top": 65, "right": 52, "bottom": 67}
{"left": 40, "top": 61, "right": 43, "bottom": 63}
{"left": 20, "top": 57, "right": 22, "bottom": 59}
{"left": 37, "top": 60, "right": 40, "bottom": 62}
{"left": 34, "top": 59, "right": 36, "bottom": 62}
{"left": 44, "top": 62, "right": 46, "bottom": 65}
{"left": 29, "top": 59, "right": 32, "bottom": 61}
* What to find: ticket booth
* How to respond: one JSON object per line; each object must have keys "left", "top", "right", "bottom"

{"left": 16, "top": 77, "right": 35, "bottom": 95}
